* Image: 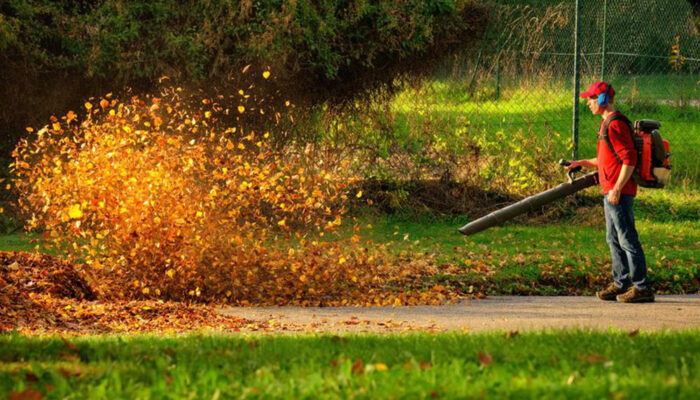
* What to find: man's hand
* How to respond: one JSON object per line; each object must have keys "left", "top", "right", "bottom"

{"left": 609, "top": 164, "right": 635, "bottom": 205}
{"left": 564, "top": 160, "right": 582, "bottom": 171}
{"left": 563, "top": 158, "right": 598, "bottom": 170}
{"left": 608, "top": 187, "right": 621, "bottom": 205}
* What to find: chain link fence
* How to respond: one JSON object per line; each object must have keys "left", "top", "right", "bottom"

{"left": 434, "top": 0, "right": 699, "bottom": 184}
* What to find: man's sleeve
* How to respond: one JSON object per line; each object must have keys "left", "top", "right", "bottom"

{"left": 609, "top": 120, "right": 637, "bottom": 166}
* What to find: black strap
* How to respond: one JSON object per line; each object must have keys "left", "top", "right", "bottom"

{"left": 600, "top": 113, "right": 634, "bottom": 165}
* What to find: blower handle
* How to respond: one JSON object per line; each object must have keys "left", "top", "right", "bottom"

{"left": 558, "top": 159, "right": 582, "bottom": 183}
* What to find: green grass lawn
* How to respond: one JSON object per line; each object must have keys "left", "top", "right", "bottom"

{"left": 385, "top": 74, "right": 700, "bottom": 185}
{"left": 2, "top": 331, "right": 699, "bottom": 399}
{"left": 0, "top": 233, "right": 40, "bottom": 253}
{"left": 339, "top": 187, "right": 699, "bottom": 295}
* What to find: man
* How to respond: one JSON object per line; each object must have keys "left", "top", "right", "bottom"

{"left": 567, "top": 81, "right": 654, "bottom": 303}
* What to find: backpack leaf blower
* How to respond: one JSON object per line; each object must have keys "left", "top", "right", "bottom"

{"left": 458, "top": 160, "right": 598, "bottom": 236}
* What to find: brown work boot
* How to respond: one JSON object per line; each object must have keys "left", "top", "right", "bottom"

{"left": 596, "top": 283, "right": 630, "bottom": 301}
{"left": 616, "top": 287, "right": 655, "bottom": 303}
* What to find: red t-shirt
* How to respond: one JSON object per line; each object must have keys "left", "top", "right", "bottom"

{"left": 596, "top": 112, "right": 638, "bottom": 196}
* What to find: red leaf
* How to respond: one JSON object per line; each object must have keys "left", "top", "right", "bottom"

{"left": 9, "top": 388, "right": 44, "bottom": 400}
{"left": 351, "top": 358, "right": 364, "bottom": 374}
{"left": 61, "top": 338, "right": 77, "bottom": 351}
{"left": 577, "top": 353, "right": 608, "bottom": 363}
{"left": 25, "top": 372, "right": 39, "bottom": 382}
{"left": 478, "top": 352, "right": 493, "bottom": 366}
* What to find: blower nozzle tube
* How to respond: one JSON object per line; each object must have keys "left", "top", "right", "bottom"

{"left": 458, "top": 171, "right": 598, "bottom": 236}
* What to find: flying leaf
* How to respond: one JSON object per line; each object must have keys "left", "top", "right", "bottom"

{"left": 68, "top": 204, "right": 83, "bottom": 219}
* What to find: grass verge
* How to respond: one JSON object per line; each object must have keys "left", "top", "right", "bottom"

{"left": 1, "top": 331, "right": 699, "bottom": 399}
{"left": 342, "top": 188, "right": 699, "bottom": 295}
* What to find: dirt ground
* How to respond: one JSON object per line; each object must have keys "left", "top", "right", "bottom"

{"left": 220, "top": 295, "right": 700, "bottom": 333}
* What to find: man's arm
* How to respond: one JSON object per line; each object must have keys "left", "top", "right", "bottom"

{"left": 566, "top": 158, "right": 598, "bottom": 170}
{"left": 608, "top": 163, "right": 634, "bottom": 205}
{"left": 606, "top": 120, "right": 637, "bottom": 205}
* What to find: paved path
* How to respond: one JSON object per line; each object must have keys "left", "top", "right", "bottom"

{"left": 221, "top": 296, "right": 700, "bottom": 333}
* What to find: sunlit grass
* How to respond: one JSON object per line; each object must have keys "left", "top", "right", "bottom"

{"left": 388, "top": 74, "right": 700, "bottom": 185}
{"left": 2, "top": 331, "right": 699, "bottom": 399}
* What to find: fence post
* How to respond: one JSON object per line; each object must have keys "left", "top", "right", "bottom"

{"left": 601, "top": 0, "right": 608, "bottom": 80}
{"left": 572, "top": 0, "right": 582, "bottom": 160}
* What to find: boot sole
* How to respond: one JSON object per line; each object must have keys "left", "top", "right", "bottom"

{"left": 596, "top": 293, "right": 619, "bottom": 301}
{"left": 616, "top": 296, "right": 655, "bottom": 303}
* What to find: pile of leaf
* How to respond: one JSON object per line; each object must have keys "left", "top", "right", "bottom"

{"left": 0, "top": 251, "right": 255, "bottom": 334}
{"left": 10, "top": 88, "right": 466, "bottom": 308}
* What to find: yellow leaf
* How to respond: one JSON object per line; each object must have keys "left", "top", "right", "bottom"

{"left": 262, "top": 71, "right": 271, "bottom": 79}
{"left": 356, "top": 191, "right": 363, "bottom": 198}
{"left": 68, "top": 204, "right": 83, "bottom": 219}
{"left": 205, "top": 111, "right": 212, "bottom": 119}
{"left": 238, "top": 143, "right": 245, "bottom": 150}
{"left": 278, "top": 219, "right": 286, "bottom": 226}
{"left": 85, "top": 102, "right": 93, "bottom": 110}
{"left": 166, "top": 269, "right": 175, "bottom": 278}
{"left": 339, "top": 257, "right": 346, "bottom": 264}
{"left": 238, "top": 105, "right": 245, "bottom": 113}
{"left": 375, "top": 363, "right": 388, "bottom": 371}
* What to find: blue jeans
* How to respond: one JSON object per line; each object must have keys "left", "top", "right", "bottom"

{"left": 603, "top": 194, "right": 650, "bottom": 290}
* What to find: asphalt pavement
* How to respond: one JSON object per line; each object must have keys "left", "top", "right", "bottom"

{"left": 220, "top": 295, "right": 700, "bottom": 333}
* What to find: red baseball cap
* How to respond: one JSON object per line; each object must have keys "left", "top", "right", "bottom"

{"left": 580, "top": 81, "right": 615, "bottom": 100}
